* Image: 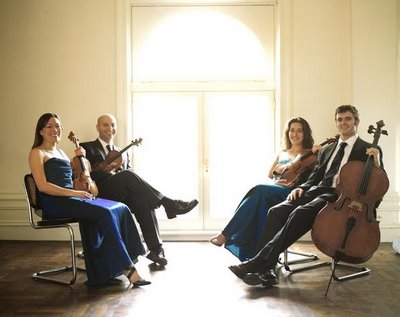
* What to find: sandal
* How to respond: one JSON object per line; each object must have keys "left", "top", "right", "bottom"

{"left": 125, "top": 266, "right": 151, "bottom": 287}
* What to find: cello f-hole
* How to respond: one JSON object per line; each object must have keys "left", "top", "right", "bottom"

{"left": 334, "top": 197, "right": 350, "bottom": 210}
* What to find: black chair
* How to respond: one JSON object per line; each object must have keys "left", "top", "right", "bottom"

{"left": 24, "top": 174, "right": 85, "bottom": 285}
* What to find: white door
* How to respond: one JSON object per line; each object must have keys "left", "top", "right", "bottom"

{"left": 131, "top": 91, "right": 275, "bottom": 231}
{"left": 129, "top": 4, "right": 276, "bottom": 234}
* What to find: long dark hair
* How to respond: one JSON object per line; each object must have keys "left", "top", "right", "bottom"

{"left": 282, "top": 117, "right": 314, "bottom": 150}
{"left": 31, "top": 113, "right": 61, "bottom": 149}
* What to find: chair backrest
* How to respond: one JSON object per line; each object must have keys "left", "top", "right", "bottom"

{"left": 24, "top": 174, "right": 41, "bottom": 209}
{"left": 24, "top": 173, "right": 80, "bottom": 226}
{"left": 24, "top": 173, "right": 44, "bottom": 220}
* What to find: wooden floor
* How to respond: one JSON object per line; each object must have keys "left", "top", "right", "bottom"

{"left": 0, "top": 240, "right": 399, "bottom": 317}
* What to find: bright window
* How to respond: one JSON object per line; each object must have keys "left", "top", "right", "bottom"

{"left": 130, "top": 4, "right": 276, "bottom": 234}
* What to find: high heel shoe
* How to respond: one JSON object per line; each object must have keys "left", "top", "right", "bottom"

{"left": 125, "top": 266, "right": 151, "bottom": 287}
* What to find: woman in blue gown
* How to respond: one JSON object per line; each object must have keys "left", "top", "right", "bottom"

{"left": 209, "top": 117, "right": 318, "bottom": 261}
{"left": 29, "top": 113, "right": 150, "bottom": 287}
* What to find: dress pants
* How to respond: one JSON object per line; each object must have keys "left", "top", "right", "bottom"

{"left": 96, "top": 169, "right": 164, "bottom": 251}
{"left": 254, "top": 186, "right": 338, "bottom": 270}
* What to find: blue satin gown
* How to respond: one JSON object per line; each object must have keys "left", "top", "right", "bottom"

{"left": 38, "top": 158, "right": 145, "bottom": 286}
{"left": 224, "top": 155, "right": 308, "bottom": 261}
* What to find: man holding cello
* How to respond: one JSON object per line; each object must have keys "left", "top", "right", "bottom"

{"left": 81, "top": 113, "right": 198, "bottom": 266}
{"left": 228, "top": 105, "right": 387, "bottom": 287}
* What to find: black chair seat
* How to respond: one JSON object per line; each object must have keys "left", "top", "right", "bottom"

{"left": 37, "top": 218, "right": 79, "bottom": 226}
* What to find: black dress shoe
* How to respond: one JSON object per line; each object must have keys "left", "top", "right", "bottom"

{"left": 259, "top": 269, "right": 278, "bottom": 286}
{"left": 228, "top": 260, "right": 259, "bottom": 279}
{"left": 242, "top": 273, "right": 265, "bottom": 286}
{"left": 163, "top": 199, "right": 199, "bottom": 219}
{"left": 242, "top": 270, "right": 278, "bottom": 287}
{"left": 146, "top": 249, "right": 168, "bottom": 266}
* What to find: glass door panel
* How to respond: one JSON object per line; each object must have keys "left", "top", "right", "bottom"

{"left": 131, "top": 91, "right": 275, "bottom": 232}
{"left": 132, "top": 93, "right": 200, "bottom": 230}
{"left": 205, "top": 92, "right": 275, "bottom": 229}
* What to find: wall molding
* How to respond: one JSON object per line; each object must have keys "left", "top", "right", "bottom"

{"left": 1, "top": 191, "right": 399, "bottom": 242}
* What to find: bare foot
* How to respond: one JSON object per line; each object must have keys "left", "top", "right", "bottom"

{"left": 209, "top": 233, "right": 226, "bottom": 247}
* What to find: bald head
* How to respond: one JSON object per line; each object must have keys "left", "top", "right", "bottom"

{"left": 96, "top": 113, "right": 117, "bottom": 143}
{"left": 97, "top": 113, "right": 116, "bottom": 125}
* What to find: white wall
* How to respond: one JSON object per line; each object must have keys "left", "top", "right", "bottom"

{"left": 351, "top": 0, "right": 400, "bottom": 241}
{"left": 0, "top": 0, "right": 118, "bottom": 239}
{"left": 0, "top": 0, "right": 399, "bottom": 241}
{"left": 279, "top": 0, "right": 399, "bottom": 241}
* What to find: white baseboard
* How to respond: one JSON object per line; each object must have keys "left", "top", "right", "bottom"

{"left": 0, "top": 223, "right": 398, "bottom": 243}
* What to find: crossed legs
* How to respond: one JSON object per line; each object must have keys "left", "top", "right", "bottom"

{"left": 229, "top": 187, "right": 338, "bottom": 286}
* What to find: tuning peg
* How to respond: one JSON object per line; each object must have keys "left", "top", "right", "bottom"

{"left": 367, "top": 125, "right": 375, "bottom": 134}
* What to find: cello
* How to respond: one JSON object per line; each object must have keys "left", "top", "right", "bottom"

{"left": 68, "top": 131, "right": 98, "bottom": 197}
{"left": 273, "top": 136, "right": 338, "bottom": 187}
{"left": 311, "top": 121, "right": 389, "bottom": 265}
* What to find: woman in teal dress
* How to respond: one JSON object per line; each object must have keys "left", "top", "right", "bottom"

{"left": 209, "top": 117, "right": 318, "bottom": 261}
{"left": 29, "top": 113, "right": 150, "bottom": 287}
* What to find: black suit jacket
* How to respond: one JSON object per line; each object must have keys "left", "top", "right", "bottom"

{"left": 81, "top": 139, "right": 130, "bottom": 183}
{"left": 298, "top": 136, "right": 385, "bottom": 192}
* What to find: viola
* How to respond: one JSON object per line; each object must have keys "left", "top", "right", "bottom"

{"left": 273, "top": 136, "right": 338, "bottom": 187}
{"left": 311, "top": 121, "right": 389, "bottom": 264}
{"left": 92, "top": 138, "right": 142, "bottom": 173}
{"left": 68, "top": 131, "right": 98, "bottom": 197}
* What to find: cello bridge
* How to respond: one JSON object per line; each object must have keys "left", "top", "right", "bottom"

{"left": 348, "top": 200, "right": 362, "bottom": 212}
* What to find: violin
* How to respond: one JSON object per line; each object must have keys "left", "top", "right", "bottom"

{"left": 92, "top": 138, "right": 142, "bottom": 173}
{"left": 311, "top": 121, "right": 389, "bottom": 264}
{"left": 68, "top": 131, "right": 98, "bottom": 197}
{"left": 273, "top": 136, "right": 339, "bottom": 187}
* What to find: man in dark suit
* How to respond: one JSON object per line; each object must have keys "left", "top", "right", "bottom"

{"left": 228, "top": 105, "right": 385, "bottom": 286}
{"left": 81, "top": 113, "right": 198, "bottom": 266}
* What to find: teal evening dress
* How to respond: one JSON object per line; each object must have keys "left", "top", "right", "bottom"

{"left": 223, "top": 153, "right": 311, "bottom": 261}
{"left": 38, "top": 157, "right": 145, "bottom": 286}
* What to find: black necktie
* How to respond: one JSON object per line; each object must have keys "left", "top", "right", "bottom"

{"left": 321, "top": 142, "right": 347, "bottom": 187}
{"left": 106, "top": 145, "right": 113, "bottom": 153}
